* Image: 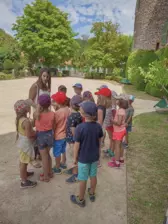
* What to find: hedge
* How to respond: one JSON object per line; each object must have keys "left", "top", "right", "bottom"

{"left": 126, "top": 50, "right": 158, "bottom": 90}
{"left": 145, "top": 83, "right": 168, "bottom": 98}
{"left": 0, "top": 72, "right": 13, "bottom": 80}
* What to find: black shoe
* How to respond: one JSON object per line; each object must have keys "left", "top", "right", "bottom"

{"left": 20, "top": 180, "right": 37, "bottom": 189}
{"left": 70, "top": 195, "right": 86, "bottom": 207}
{"left": 88, "top": 188, "right": 96, "bottom": 202}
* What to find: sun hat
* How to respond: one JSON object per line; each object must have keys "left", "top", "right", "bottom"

{"left": 79, "top": 101, "right": 97, "bottom": 117}
{"left": 83, "top": 91, "right": 93, "bottom": 99}
{"left": 70, "top": 95, "right": 83, "bottom": 106}
{"left": 72, "top": 83, "right": 83, "bottom": 89}
{"left": 114, "top": 94, "right": 129, "bottom": 101}
{"left": 38, "top": 94, "right": 51, "bottom": 107}
{"left": 51, "top": 92, "right": 67, "bottom": 104}
{"left": 97, "top": 84, "right": 108, "bottom": 90}
{"left": 129, "top": 95, "right": 135, "bottom": 102}
{"left": 14, "top": 99, "right": 31, "bottom": 114}
{"left": 95, "top": 88, "right": 111, "bottom": 97}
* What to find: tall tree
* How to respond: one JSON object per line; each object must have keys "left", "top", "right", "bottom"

{"left": 12, "top": 0, "right": 79, "bottom": 67}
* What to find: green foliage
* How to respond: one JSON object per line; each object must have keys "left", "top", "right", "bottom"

{"left": 105, "top": 75, "right": 122, "bottom": 82}
{"left": 13, "top": 0, "right": 78, "bottom": 67}
{"left": 84, "top": 72, "right": 105, "bottom": 79}
{"left": 128, "top": 66, "right": 146, "bottom": 90}
{"left": 141, "top": 60, "right": 168, "bottom": 94}
{"left": 0, "top": 72, "right": 13, "bottom": 80}
{"left": 145, "top": 83, "right": 165, "bottom": 98}
{"left": 3, "top": 59, "right": 14, "bottom": 70}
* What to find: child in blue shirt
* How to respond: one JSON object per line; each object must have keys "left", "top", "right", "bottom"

{"left": 70, "top": 101, "right": 103, "bottom": 207}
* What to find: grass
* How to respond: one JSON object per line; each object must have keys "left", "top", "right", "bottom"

{"left": 127, "top": 112, "right": 168, "bottom": 224}
{"left": 123, "top": 84, "right": 159, "bottom": 101}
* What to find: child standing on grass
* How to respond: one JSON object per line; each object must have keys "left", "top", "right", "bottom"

{"left": 65, "top": 95, "right": 83, "bottom": 183}
{"left": 108, "top": 96, "right": 128, "bottom": 168}
{"left": 14, "top": 99, "right": 37, "bottom": 189}
{"left": 51, "top": 92, "right": 70, "bottom": 174}
{"left": 124, "top": 95, "right": 135, "bottom": 148}
{"left": 70, "top": 101, "right": 103, "bottom": 207}
{"left": 35, "top": 94, "right": 55, "bottom": 182}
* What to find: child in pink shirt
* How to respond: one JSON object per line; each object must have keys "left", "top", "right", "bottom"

{"left": 35, "top": 94, "right": 55, "bottom": 182}
{"left": 108, "top": 96, "right": 128, "bottom": 168}
{"left": 51, "top": 92, "right": 70, "bottom": 174}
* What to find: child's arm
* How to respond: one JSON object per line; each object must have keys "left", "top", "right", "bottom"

{"left": 73, "top": 142, "right": 80, "bottom": 165}
{"left": 112, "top": 115, "right": 123, "bottom": 126}
{"left": 97, "top": 109, "right": 103, "bottom": 126}
{"left": 23, "top": 119, "right": 36, "bottom": 139}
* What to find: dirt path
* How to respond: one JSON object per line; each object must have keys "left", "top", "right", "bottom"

{"left": 0, "top": 77, "right": 127, "bottom": 224}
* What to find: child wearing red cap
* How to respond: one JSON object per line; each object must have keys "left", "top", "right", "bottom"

{"left": 14, "top": 99, "right": 37, "bottom": 189}
{"left": 51, "top": 92, "right": 70, "bottom": 174}
{"left": 34, "top": 94, "right": 55, "bottom": 182}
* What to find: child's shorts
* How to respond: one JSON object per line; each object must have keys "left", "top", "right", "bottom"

{"left": 126, "top": 125, "right": 132, "bottom": 133}
{"left": 113, "top": 129, "right": 126, "bottom": 141}
{"left": 78, "top": 161, "right": 98, "bottom": 181}
{"left": 19, "top": 150, "right": 31, "bottom": 164}
{"left": 106, "top": 126, "right": 114, "bottom": 133}
{"left": 37, "top": 130, "right": 53, "bottom": 150}
{"left": 53, "top": 139, "right": 66, "bottom": 157}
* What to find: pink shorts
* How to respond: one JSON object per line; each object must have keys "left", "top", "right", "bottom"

{"left": 113, "top": 129, "right": 126, "bottom": 141}
{"left": 106, "top": 126, "right": 114, "bottom": 133}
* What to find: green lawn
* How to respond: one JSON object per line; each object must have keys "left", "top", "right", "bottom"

{"left": 127, "top": 112, "right": 168, "bottom": 224}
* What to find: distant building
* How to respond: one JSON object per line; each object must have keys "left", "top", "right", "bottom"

{"left": 133, "top": 0, "right": 168, "bottom": 50}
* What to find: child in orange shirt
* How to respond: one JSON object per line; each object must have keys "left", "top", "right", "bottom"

{"left": 51, "top": 92, "right": 70, "bottom": 174}
{"left": 35, "top": 94, "right": 55, "bottom": 182}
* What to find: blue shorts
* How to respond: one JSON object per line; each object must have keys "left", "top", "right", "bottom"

{"left": 53, "top": 139, "right": 66, "bottom": 157}
{"left": 37, "top": 130, "right": 53, "bottom": 150}
{"left": 126, "top": 125, "right": 132, "bottom": 133}
{"left": 78, "top": 161, "right": 98, "bottom": 181}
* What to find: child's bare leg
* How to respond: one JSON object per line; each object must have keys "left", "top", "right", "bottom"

{"left": 79, "top": 181, "right": 87, "bottom": 200}
{"left": 20, "top": 162, "right": 27, "bottom": 181}
{"left": 107, "top": 130, "right": 112, "bottom": 150}
{"left": 115, "top": 140, "right": 121, "bottom": 161}
{"left": 47, "top": 148, "right": 52, "bottom": 175}
{"left": 111, "top": 139, "right": 114, "bottom": 152}
{"left": 73, "top": 166, "right": 78, "bottom": 175}
{"left": 55, "top": 156, "right": 61, "bottom": 168}
{"left": 120, "top": 144, "right": 124, "bottom": 160}
{"left": 61, "top": 152, "right": 66, "bottom": 164}
{"left": 90, "top": 176, "right": 97, "bottom": 194}
{"left": 125, "top": 133, "right": 128, "bottom": 145}
{"left": 40, "top": 149, "right": 50, "bottom": 179}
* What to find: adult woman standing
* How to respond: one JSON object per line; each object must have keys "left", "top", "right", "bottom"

{"left": 29, "top": 68, "right": 51, "bottom": 168}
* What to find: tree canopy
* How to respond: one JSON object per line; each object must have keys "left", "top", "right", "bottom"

{"left": 12, "top": 0, "right": 79, "bottom": 67}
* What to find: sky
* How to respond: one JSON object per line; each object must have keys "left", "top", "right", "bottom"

{"left": 0, "top": 0, "right": 136, "bottom": 37}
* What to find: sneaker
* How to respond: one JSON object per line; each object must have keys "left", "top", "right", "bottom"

{"left": 66, "top": 174, "right": 78, "bottom": 184}
{"left": 107, "top": 149, "right": 115, "bottom": 157}
{"left": 111, "top": 157, "right": 124, "bottom": 165}
{"left": 119, "top": 159, "right": 124, "bottom": 165}
{"left": 70, "top": 195, "right": 85, "bottom": 207}
{"left": 108, "top": 161, "right": 120, "bottom": 168}
{"left": 20, "top": 180, "right": 37, "bottom": 189}
{"left": 52, "top": 167, "right": 62, "bottom": 174}
{"left": 63, "top": 168, "right": 73, "bottom": 175}
{"left": 88, "top": 188, "right": 96, "bottom": 202}
{"left": 60, "top": 163, "right": 67, "bottom": 169}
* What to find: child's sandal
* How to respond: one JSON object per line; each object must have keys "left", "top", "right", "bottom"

{"left": 39, "top": 174, "right": 50, "bottom": 182}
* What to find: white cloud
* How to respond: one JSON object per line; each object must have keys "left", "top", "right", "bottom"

{"left": 0, "top": 0, "right": 136, "bottom": 35}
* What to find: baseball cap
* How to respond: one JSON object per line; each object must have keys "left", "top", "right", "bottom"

{"left": 97, "top": 84, "right": 108, "bottom": 90}
{"left": 83, "top": 91, "right": 93, "bottom": 99}
{"left": 129, "top": 95, "right": 135, "bottom": 102}
{"left": 70, "top": 95, "right": 83, "bottom": 106}
{"left": 72, "top": 83, "right": 83, "bottom": 89}
{"left": 51, "top": 92, "right": 67, "bottom": 104}
{"left": 38, "top": 94, "right": 51, "bottom": 107}
{"left": 114, "top": 94, "right": 129, "bottom": 100}
{"left": 95, "top": 88, "right": 111, "bottom": 97}
{"left": 79, "top": 101, "right": 97, "bottom": 117}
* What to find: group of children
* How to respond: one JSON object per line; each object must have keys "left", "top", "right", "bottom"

{"left": 14, "top": 82, "right": 134, "bottom": 207}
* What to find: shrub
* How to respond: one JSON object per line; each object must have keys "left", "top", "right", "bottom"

{"left": 156, "top": 47, "right": 168, "bottom": 60}
{"left": 145, "top": 83, "right": 167, "bottom": 98}
{"left": 3, "top": 59, "right": 14, "bottom": 70}
{"left": 84, "top": 72, "right": 105, "bottom": 79}
{"left": 62, "top": 70, "right": 70, "bottom": 77}
{"left": 105, "top": 75, "right": 122, "bottom": 83}
{"left": 128, "top": 66, "right": 146, "bottom": 90}
{"left": 0, "top": 72, "right": 13, "bottom": 80}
